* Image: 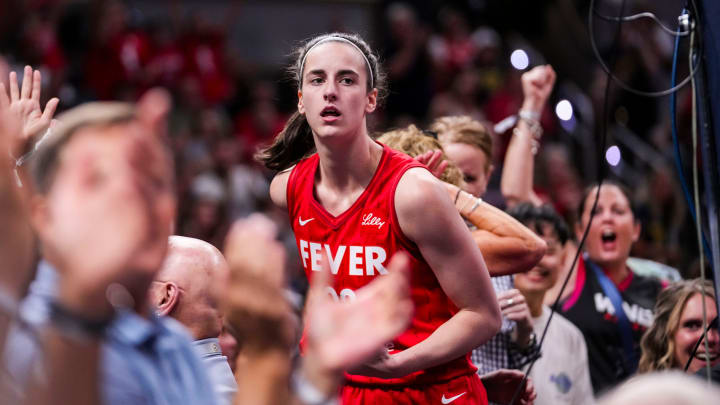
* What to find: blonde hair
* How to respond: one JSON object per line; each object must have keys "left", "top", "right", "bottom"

{"left": 377, "top": 125, "right": 463, "bottom": 187}
{"left": 638, "top": 279, "right": 716, "bottom": 373}
{"left": 430, "top": 115, "right": 493, "bottom": 171}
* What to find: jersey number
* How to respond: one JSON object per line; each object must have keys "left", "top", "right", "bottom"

{"left": 325, "top": 286, "right": 357, "bottom": 302}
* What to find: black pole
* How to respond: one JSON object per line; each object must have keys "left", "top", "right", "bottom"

{"left": 696, "top": 0, "right": 720, "bottom": 341}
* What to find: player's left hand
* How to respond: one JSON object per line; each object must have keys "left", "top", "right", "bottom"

{"left": 347, "top": 349, "right": 406, "bottom": 379}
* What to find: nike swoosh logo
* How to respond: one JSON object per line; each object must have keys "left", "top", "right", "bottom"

{"left": 441, "top": 392, "right": 466, "bottom": 404}
{"left": 298, "top": 217, "right": 315, "bottom": 226}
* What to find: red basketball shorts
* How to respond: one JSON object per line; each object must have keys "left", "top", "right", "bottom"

{"left": 340, "top": 373, "right": 488, "bottom": 405}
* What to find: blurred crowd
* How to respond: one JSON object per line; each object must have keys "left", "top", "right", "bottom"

{"left": 0, "top": 0, "right": 702, "bottom": 277}
{"left": 1, "top": 1, "right": 719, "bottom": 405}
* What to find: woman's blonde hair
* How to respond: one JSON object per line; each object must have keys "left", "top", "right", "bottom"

{"left": 430, "top": 115, "right": 493, "bottom": 171}
{"left": 377, "top": 125, "right": 463, "bottom": 187}
{"left": 638, "top": 279, "right": 716, "bottom": 373}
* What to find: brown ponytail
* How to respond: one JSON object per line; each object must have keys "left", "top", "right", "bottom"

{"left": 255, "top": 111, "right": 315, "bottom": 171}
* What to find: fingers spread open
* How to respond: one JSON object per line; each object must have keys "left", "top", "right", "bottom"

{"left": 0, "top": 83, "right": 9, "bottom": 108}
{"left": 31, "top": 69, "right": 42, "bottom": 102}
{"left": 9, "top": 71, "right": 19, "bottom": 101}
{"left": 42, "top": 98, "right": 60, "bottom": 124}
{"left": 20, "top": 66, "right": 32, "bottom": 100}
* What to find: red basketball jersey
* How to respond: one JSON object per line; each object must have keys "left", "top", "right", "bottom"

{"left": 287, "top": 143, "right": 477, "bottom": 386}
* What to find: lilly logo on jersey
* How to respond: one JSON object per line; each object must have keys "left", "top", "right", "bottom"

{"left": 361, "top": 212, "right": 385, "bottom": 230}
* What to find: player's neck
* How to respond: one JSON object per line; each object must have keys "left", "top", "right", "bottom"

{"left": 314, "top": 132, "right": 382, "bottom": 193}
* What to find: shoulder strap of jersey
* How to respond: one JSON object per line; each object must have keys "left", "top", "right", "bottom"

{"left": 286, "top": 155, "right": 318, "bottom": 220}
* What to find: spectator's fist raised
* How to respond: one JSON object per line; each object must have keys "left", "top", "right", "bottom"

{"left": 520, "top": 65, "right": 556, "bottom": 113}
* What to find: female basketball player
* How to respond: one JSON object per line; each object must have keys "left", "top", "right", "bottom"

{"left": 258, "top": 32, "right": 501, "bottom": 404}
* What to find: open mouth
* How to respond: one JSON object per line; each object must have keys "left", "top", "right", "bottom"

{"left": 320, "top": 106, "right": 341, "bottom": 118}
{"left": 694, "top": 352, "right": 720, "bottom": 363}
{"left": 601, "top": 229, "right": 617, "bottom": 243}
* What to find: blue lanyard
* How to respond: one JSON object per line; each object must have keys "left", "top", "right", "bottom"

{"left": 586, "top": 258, "right": 638, "bottom": 374}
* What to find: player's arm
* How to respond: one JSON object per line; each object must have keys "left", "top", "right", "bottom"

{"left": 383, "top": 168, "right": 501, "bottom": 376}
{"left": 269, "top": 168, "right": 292, "bottom": 209}
{"left": 443, "top": 182, "right": 546, "bottom": 276}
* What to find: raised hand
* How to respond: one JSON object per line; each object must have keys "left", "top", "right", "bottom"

{"left": 481, "top": 369, "right": 536, "bottom": 405}
{"left": 520, "top": 65, "right": 556, "bottom": 113}
{"left": 304, "top": 252, "right": 413, "bottom": 377}
{"left": 0, "top": 90, "right": 35, "bottom": 302}
{"left": 0, "top": 66, "right": 59, "bottom": 156}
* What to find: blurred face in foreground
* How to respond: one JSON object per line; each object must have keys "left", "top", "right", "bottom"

{"left": 35, "top": 121, "right": 176, "bottom": 290}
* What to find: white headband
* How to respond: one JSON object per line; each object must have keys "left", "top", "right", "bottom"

{"left": 298, "top": 36, "right": 374, "bottom": 89}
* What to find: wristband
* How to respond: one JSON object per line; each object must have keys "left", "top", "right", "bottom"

{"left": 518, "top": 109, "right": 541, "bottom": 121}
{"left": 517, "top": 109, "right": 543, "bottom": 140}
{"left": 290, "top": 369, "right": 339, "bottom": 405}
{"left": 511, "top": 329, "right": 537, "bottom": 352}
{"left": 49, "top": 300, "right": 113, "bottom": 342}
{"left": 468, "top": 198, "right": 483, "bottom": 215}
{"left": 460, "top": 193, "right": 475, "bottom": 214}
{"left": 454, "top": 188, "right": 461, "bottom": 204}
{"left": 513, "top": 128, "right": 540, "bottom": 155}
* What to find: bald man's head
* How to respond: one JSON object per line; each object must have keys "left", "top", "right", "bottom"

{"left": 150, "top": 236, "right": 229, "bottom": 340}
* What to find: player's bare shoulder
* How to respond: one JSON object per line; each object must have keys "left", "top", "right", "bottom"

{"left": 394, "top": 167, "right": 451, "bottom": 237}
{"left": 269, "top": 166, "right": 294, "bottom": 209}
{"left": 395, "top": 167, "right": 446, "bottom": 208}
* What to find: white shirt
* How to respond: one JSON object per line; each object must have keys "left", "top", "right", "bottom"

{"left": 525, "top": 307, "right": 595, "bottom": 405}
